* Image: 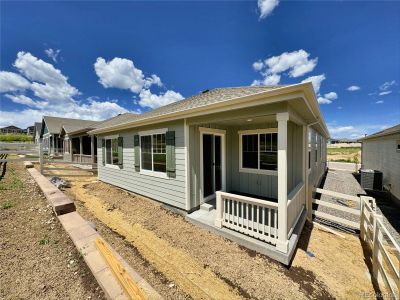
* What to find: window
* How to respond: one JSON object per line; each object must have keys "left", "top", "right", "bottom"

{"left": 140, "top": 132, "right": 166, "bottom": 174}
{"left": 105, "top": 137, "right": 119, "bottom": 166}
{"left": 315, "top": 134, "right": 318, "bottom": 163}
{"left": 240, "top": 130, "right": 277, "bottom": 173}
{"left": 397, "top": 140, "right": 400, "bottom": 152}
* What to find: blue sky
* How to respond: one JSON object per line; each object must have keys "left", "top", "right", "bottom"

{"left": 0, "top": 1, "right": 399, "bottom": 138}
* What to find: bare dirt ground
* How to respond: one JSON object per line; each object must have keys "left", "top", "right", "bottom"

{"left": 0, "top": 162, "right": 105, "bottom": 300}
{"left": 60, "top": 177, "right": 378, "bottom": 300}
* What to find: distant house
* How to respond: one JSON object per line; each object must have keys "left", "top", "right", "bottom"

{"left": 33, "top": 122, "right": 42, "bottom": 144}
{"left": 0, "top": 125, "right": 23, "bottom": 135}
{"left": 360, "top": 124, "right": 400, "bottom": 204}
{"left": 89, "top": 83, "right": 329, "bottom": 264}
{"left": 26, "top": 126, "right": 35, "bottom": 136}
{"left": 40, "top": 116, "right": 98, "bottom": 156}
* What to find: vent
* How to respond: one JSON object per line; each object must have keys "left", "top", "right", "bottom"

{"left": 360, "top": 169, "right": 383, "bottom": 191}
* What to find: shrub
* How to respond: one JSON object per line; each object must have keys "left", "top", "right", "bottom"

{"left": 0, "top": 134, "right": 33, "bottom": 142}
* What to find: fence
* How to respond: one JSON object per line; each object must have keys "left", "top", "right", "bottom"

{"left": 360, "top": 196, "right": 400, "bottom": 299}
{"left": 0, "top": 142, "right": 39, "bottom": 162}
{"left": 287, "top": 182, "right": 305, "bottom": 239}
{"left": 215, "top": 191, "right": 279, "bottom": 245}
{"left": 312, "top": 187, "right": 360, "bottom": 230}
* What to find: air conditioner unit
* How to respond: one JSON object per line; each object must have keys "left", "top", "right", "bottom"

{"left": 360, "top": 169, "right": 383, "bottom": 191}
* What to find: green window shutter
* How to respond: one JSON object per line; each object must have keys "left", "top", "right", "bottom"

{"left": 118, "top": 136, "right": 123, "bottom": 168}
{"left": 101, "top": 139, "right": 105, "bottom": 166}
{"left": 166, "top": 131, "right": 175, "bottom": 178}
{"left": 134, "top": 134, "right": 140, "bottom": 171}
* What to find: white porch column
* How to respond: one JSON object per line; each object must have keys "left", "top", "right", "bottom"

{"left": 79, "top": 136, "right": 83, "bottom": 162}
{"left": 276, "top": 112, "right": 289, "bottom": 253}
{"left": 90, "top": 135, "right": 95, "bottom": 163}
{"left": 51, "top": 134, "right": 54, "bottom": 155}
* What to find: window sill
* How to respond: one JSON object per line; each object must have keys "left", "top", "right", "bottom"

{"left": 105, "top": 164, "right": 121, "bottom": 170}
{"left": 139, "top": 169, "right": 169, "bottom": 179}
{"left": 239, "top": 168, "right": 278, "bottom": 176}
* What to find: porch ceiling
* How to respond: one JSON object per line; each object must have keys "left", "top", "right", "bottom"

{"left": 208, "top": 114, "right": 277, "bottom": 126}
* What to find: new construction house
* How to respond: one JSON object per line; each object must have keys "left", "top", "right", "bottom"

{"left": 40, "top": 116, "right": 98, "bottom": 158}
{"left": 89, "top": 83, "right": 329, "bottom": 264}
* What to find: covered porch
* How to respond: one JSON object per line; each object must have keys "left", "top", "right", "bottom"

{"left": 60, "top": 126, "right": 97, "bottom": 164}
{"left": 186, "top": 103, "right": 308, "bottom": 263}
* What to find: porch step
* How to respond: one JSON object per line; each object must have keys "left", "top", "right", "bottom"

{"left": 200, "top": 203, "right": 214, "bottom": 212}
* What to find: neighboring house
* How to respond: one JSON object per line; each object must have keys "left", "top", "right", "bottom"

{"left": 26, "top": 126, "right": 35, "bottom": 136}
{"left": 360, "top": 124, "right": 400, "bottom": 204}
{"left": 33, "top": 122, "right": 42, "bottom": 144}
{"left": 40, "top": 116, "right": 97, "bottom": 156}
{"left": 0, "top": 125, "right": 23, "bottom": 135}
{"left": 89, "top": 83, "right": 329, "bottom": 264}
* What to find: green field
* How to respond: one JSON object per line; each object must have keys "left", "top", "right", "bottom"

{"left": 327, "top": 146, "right": 361, "bottom": 163}
{"left": 0, "top": 134, "right": 33, "bottom": 142}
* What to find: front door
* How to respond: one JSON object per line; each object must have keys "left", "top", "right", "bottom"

{"left": 202, "top": 133, "right": 223, "bottom": 202}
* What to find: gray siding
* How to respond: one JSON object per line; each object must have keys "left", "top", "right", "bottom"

{"left": 362, "top": 134, "right": 400, "bottom": 201}
{"left": 97, "top": 120, "right": 187, "bottom": 210}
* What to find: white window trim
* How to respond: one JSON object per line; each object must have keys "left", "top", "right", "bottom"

{"left": 139, "top": 128, "right": 169, "bottom": 179}
{"left": 238, "top": 128, "right": 278, "bottom": 176}
{"left": 104, "top": 135, "right": 120, "bottom": 169}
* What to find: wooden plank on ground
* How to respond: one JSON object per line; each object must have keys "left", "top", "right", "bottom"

{"left": 312, "top": 199, "right": 360, "bottom": 216}
{"left": 313, "top": 210, "right": 360, "bottom": 229}
{"left": 43, "top": 167, "right": 96, "bottom": 171}
{"left": 315, "top": 188, "right": 360, "bottom": 203}
{"left": 95, "top": 238, "right": 147, "bottom": 300}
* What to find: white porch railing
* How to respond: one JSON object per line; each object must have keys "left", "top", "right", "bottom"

{"left": 73, "top": 154, "right": 96, "bottom": 163}
{"left": 215, "top": 191, "right": 279, "bottom": 245}
{"left": 287, "top": 182, "right": 305, "bottom": 238}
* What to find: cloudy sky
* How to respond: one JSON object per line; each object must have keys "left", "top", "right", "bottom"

{"left": 0, "top": 1, "right": 399, "bottom": 138}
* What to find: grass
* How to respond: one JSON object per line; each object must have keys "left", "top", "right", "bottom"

{"left": 1, "top": 201, "right": 14, "bottom": 209}
{"left": 0, "top": 167, "right": 23, "bottom": 190}
{"left": 0, "top": 134, "right": 33, "bottom": 142}
{"left": 327, "top": 147, "right": 361, "bottom": 155}
{"left": 39, "top": 236, "right": 50, "bottom": 245}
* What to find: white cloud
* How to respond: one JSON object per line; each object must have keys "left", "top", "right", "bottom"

{"left": 264, "top": 49, "right": 318, "bottom": 78}
{"left": 379, "top": 90, "right": 392, "bottom": 96}
{"left": 45, "top": 48, "right": 61, "bottom": 63}
{"left": 317, "top": 96, "right": 332, "bottom": 104}
{"left": 251, "top": 49, "right": 317, "bottom": 86}
{"left": 328, "top": 123, "right": 391, "bottom": 139}
{"left": 4, "top": 94, "right": 48, "bottom": 108}
{"left": 258, "top": 0, "right": 279, "bottom": 19}
{"left": 13, "top": 51, "right": 79, "bottom": 102}
{"left": 324, "top": 92, "right": 338, "bottom": 100}
{"left": 138, "top": 89, "right": 184, "bottom": 109}
{"left": 337, "top": 106, "right": 343, "bottom": 110}
{"left": 251, "top": 73, "right": 281, "bottom": 86}
{"left": 301, "top": 74, "right": 326, "bottom": 94}
{"left": 347, "top": 85, "right": 360, "bottom": 91}
{"left": 0, "top": 71, "right": 31, "bottom": 93}
{"left": 252, "top": 60, "right": 264, "bottom": 71}
{"left": 376, "top": 100, "right": 384, "bottom": 104}
{"left": 94, "top": 57, "right": 163, "bottom": 93}
{"left": 379, "top": 80, "right": 395, "bottom": 91}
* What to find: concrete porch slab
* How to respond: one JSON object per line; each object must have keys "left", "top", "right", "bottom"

{"left": 186, "top": 208, "right": 307, "bottom": 265}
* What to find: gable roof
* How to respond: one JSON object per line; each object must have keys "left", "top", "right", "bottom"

{"left": 42, "top": 116, "right": 98, "bottom": 135}
{"left": 360, "top": 124, "right": 400, "bottom": 141}
{"left": 91, "top": 86, "right": 284, "bottom": 133}
{"left": 34, "top": 122, "right": 42, "bottom": 133}
{"left": 1, "top": 125, "right": 22, "bottom": 130}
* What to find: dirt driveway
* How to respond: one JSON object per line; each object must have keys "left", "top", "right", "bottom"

{"left": 60, "top": 177, "right": 377, "bottom": 300}
{"left": 0, "top": 162, "right": 104, "bottom": 300}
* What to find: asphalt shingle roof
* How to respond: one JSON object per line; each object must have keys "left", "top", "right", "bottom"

{"left": 43, "top": 116, "right": 98, "bottom": 134}
{"left": 92, "top": 86, "right": 283, "bottom": 132}
{"left": 360, "top": 124, "right": 400, "bottom": 141}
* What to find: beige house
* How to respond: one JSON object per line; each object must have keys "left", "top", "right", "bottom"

{"left": 89, "top": 83, "right": 329, "bottom": 264}
{"left": 361, "top": 124, "right": 400, "bottom": 204}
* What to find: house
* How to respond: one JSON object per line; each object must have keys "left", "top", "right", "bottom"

{"left": 360, "top": 124, "right": 400, "bottom": 205}
{"left": 40, "top": 116, "right": 98, "bottom": 156}
{"left": 0, "top": 125, "right": 23, "bottom": 135}
{"left": 89, "top": 83, "right": 329, "bottom": 264}
{"left": 26, "top": 126, "right": 35, "bottom": 136}
{"left": 33, "top": 122, "right": 42, "bottom": 144}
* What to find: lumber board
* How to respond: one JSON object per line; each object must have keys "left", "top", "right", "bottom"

{"left": 43, "top": 167, "right": 96, "bottom": 171}
{"left": 313, "top": 210, "right": 360, "bottom": 229}
{"left": 315, "top": 188, "right": 360, "bottom": 203}
{"left": 312, "top": 199, "right": 360, "bottom": 216}
{"left": 95, "top": 238, "right": 147, "bottom": 300}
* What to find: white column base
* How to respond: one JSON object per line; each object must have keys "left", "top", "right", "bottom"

{"left": 214, "top": 218, "right": 222, "bottom": 228}
{"left": 275, "top": 239, "right": 289, "bottom": 253}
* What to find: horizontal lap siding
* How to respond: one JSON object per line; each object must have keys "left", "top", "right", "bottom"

{"left": 287, "top": 122, "right": 303, "bottom": 193}
{"left": 97, "top": 120, "right": 187, "bottom": 209}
